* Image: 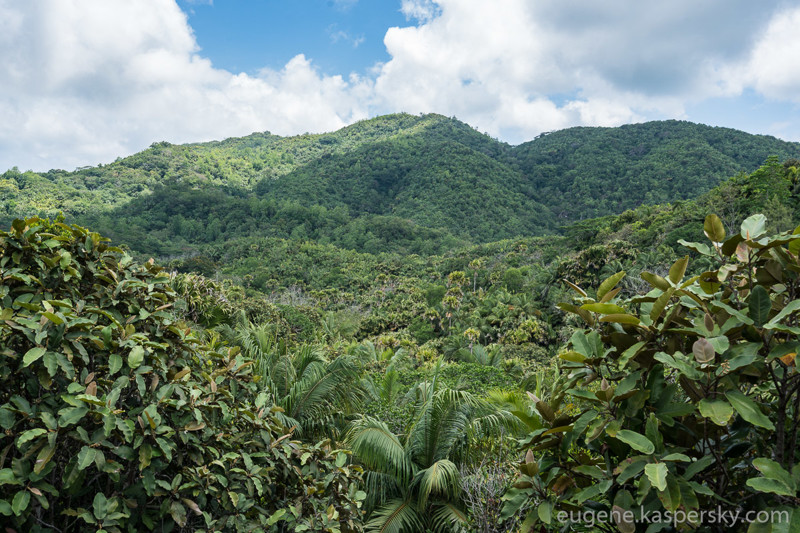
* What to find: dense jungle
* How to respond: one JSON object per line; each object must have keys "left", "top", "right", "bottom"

{"left": 2, "top": 113, "right": 800, "bottom": 532}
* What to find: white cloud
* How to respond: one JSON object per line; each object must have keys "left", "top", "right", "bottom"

{"left": 372, "top": 0, "right": 788, "bottom": 143}
{"left": 1, "top": 0, "right": 799, "bottom": 171}
{"left": 328, "top": 26, "right": 365, "bottom": 48}
{"left": 0, "top": 0, "right": 372, "bottom": 171}
{"left": 400, "top": 0, "right": 440, "bottom": 22}
{"left": 740, "top": 6, "right": 800, "bottom": 102}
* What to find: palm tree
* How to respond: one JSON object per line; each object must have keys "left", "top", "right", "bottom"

{"left": 232, "top": 321, "right": 368, "bottom": 441}
{"left": 347, "top": 363, "right": 519, "bottom": 532}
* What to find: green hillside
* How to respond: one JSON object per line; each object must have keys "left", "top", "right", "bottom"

{"left": 2, "top": 113, "right": 798, "bottom": 258}
{"left": 510, "top": 120, "right": 800, "bottom": 221}
{"left": 3, "top": 133, "right": 800, "bottom": 531}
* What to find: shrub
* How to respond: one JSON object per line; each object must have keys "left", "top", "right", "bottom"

{"left": 0, "top": 218, "right": 364, "bottom": 532}
{"left": 504, "top": 214, "right": 800, "bottom": 532}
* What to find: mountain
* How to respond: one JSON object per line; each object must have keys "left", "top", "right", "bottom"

{"left": 509, "top": 120, "right": 800, "bottom": 221}
{"left": 2, "top": 113, "right": 798, "bottom": 257}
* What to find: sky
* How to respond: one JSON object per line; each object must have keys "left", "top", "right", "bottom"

{"left": 1, "top": 0, "right": 800, "bottom": 172}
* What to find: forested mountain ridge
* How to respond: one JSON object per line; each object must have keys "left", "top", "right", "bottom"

{"left": 3, "top": 140, "right": 800, "bottom": 531}
{"left": 2, "top": 113, "right": 798, "bottom": 255}
{"left": 510, "top": 120, "right": 800, "bottom": 221}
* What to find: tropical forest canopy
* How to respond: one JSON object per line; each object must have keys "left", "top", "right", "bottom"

{"left": 2, "top": 114, "right": 800, "bottom": 532}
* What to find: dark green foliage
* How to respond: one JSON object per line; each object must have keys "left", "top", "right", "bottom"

{"left": 504, "top": 214, "right": 800, "bottom": 531}
{"left": 0, "top": 218, "right": 365, "bottom": 532}
{"left": 3, "top": 115, "right": 797, "bottom": 258}
{"left": 510, "top": 120, "right": 800, "bottom": 222}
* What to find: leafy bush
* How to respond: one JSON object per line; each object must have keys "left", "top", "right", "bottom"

{"left": 505, "top": 214, "right": 800, "bottom": 532}
{"left": 0, "top": 218, "right": 364, "bottom": 532}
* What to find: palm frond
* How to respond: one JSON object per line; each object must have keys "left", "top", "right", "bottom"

{"left": 414, "top": 459, "right": 461, "bottom": 509}
{"left": 347, "top": 417, "right": 415, "bottom": 484}
{"left": 292, "top": 344, "right": 327, "bottom": 378}
{"left": 365, "top": 498, "right": 424, "bottom": 533}
{"left": 431, "top": 502, "right": 468, "bottom": 533}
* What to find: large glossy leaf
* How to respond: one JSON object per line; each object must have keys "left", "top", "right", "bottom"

{"left": 752, "top": 458, "right": 796, "bottom": 490}
{"left": 641, "top": 271, "right": 671, "bottom": 291}
{"left": 741, "top": 214, "right": 767, "bottom": 241}
{"left": 746, "top": 477, "right": 795, "bottom": 497}
{"left": 597, "top": 271, "right": 626, "bottom": 300}
{"left": 698, "top": 399, "right": 733, "bottom": 426}
{"left": 645, "top": 463, "right": 668, "bottom": 491}
{"left": 704, "top": 214, "right": 726, "bottom": 243}
{"left": 668, "top": 256, "right": 689, "bottom": 285}
{"left": 581, "top": 303, "right": 625, "bottom": 314}
{"left": 22, "top": 347, "right": 46, "bottom": 367}
{"left": 748, "top": 285, "right": 772, "bottom": 327}
{"left": 128, "top": 346, "right": 144, "bottom": 369}
{"left": 615, "top": 430, "right": 655, "bottom": 454}
{"left": 725, "top": 390, "right": 775, "bottom": 430}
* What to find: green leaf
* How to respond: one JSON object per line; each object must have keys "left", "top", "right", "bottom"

{"left": 645, "top": 463, "right": 668, "bottom": 491}
{"left": 597, "top": 271, "right": 626, "bottom": 300}
{"left": 746, "top": 477, "right": 795, "bottom": 497}
{"left": 43, "top": 352, "right": 58, "bottom": 377}
{"left": 650, "top": 288, "right": 674, "bottom": 322}
{"left": 128, "top": 346, "right": 144, "bottom": 369}
{"left": 77, "top": 446, "right": 96, "bottom": 471}
{"left": 668, "top": 256, "right": 689, "bottom": 285}
{"left": 170, "top": 501, "right": 187, "bottom": 527}
{"left": 704, "top": 214, "right": 726, "bottom": 243}
{"left": 618, "top": 341, "right": 646, "bottom": 369}
{"left": 22, "top": 347, "right": 46, "bottom": 367}
{"left": 748, "top": 285, "right": 772, "bottom": 327}
{"left": 752, "top": 458, "right": 796, "bottom": 490}
{"left": 570, "top": 330, "right": 600, "bottom": 358}
{"left": 0, "top": 468, "right": 20, "bottom": 486}
{"left": 678, "top": 239, "right": 713, "bottom": 256}
{"left": 741, "top": 214, "right": 767, "bottom": 241}
{"left": 765, "top": 300, "right": 800, "bottom": 330}
{"left": 600, "top": 313, "right": 641, "bottom": 325}
{"left": 559, "top": 351, "right": 586, "bottom": 363}
{"left": 572, "top": 409, "right": 598, "bottom": 437}
{"left": 684, "top": 455, "right": 715, "bottom": 480}
{"left": 658, "top": 475, "right": 682, "bottom": 512}
{"left": 268, "top": 508, "right": 286, "bottom": 525}
{"left": 575, "top": 480, "right": 612, "bottom": 503}
{"left": 641, "top": 271, "right": 671, "bottom": 291}
{"left": 58, "top": 405, "right": 88, "bottom": 427}
{"left": 661, "top": 453, "right": 691, "bottom": 462}
{"left": 108, "top": 353, "right": 122, "bottom": 375}
{"left": 617, "top": 460, "right": 647, "bottom": 484}
{"left": 725, "top": 390, "right": 775, "bottom": 430}
{"left": 698, "top": 399, "right": 733, "bottom": 426}
{"left": 581, "top": 303, "right": 625, "bottom": 314}
{"left": 538, "top": 501, "right": 552, "bottom": 524}
{"left": 11, "top": 490, "right": 29, "bottom": 516}
{"left": 615, "top": 430, "right": 655, "bottom": 454}
{"left": 16, "top": 428, "right": 47, "bottom": 447}
{"left": 0, "top": 407, "right": 14, "bottom": 430}
{"left": 139, "top": 443, "right": 152, "bottom": 470}
{"left": 93, "top": 492, "right": 109, "bottom": 520}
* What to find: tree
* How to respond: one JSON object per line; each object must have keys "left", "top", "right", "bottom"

{"left": 232, "top": 321, "right": 369, "bottom": 441}
{"left": 0, "top": 218, "right": 365, "bottom": 532}
{"left": 504, "top": 214, "right": 800, "bottom": 532}
{"left": 347, "top": 364, "right": 518, "bottom": 532}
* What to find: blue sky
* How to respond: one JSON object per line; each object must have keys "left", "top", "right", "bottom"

{"left": 1, "top": 0, "right": 800, "bottom": 171}
{"left": 176, "top": 0, "right": 406, "bottom": 76}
